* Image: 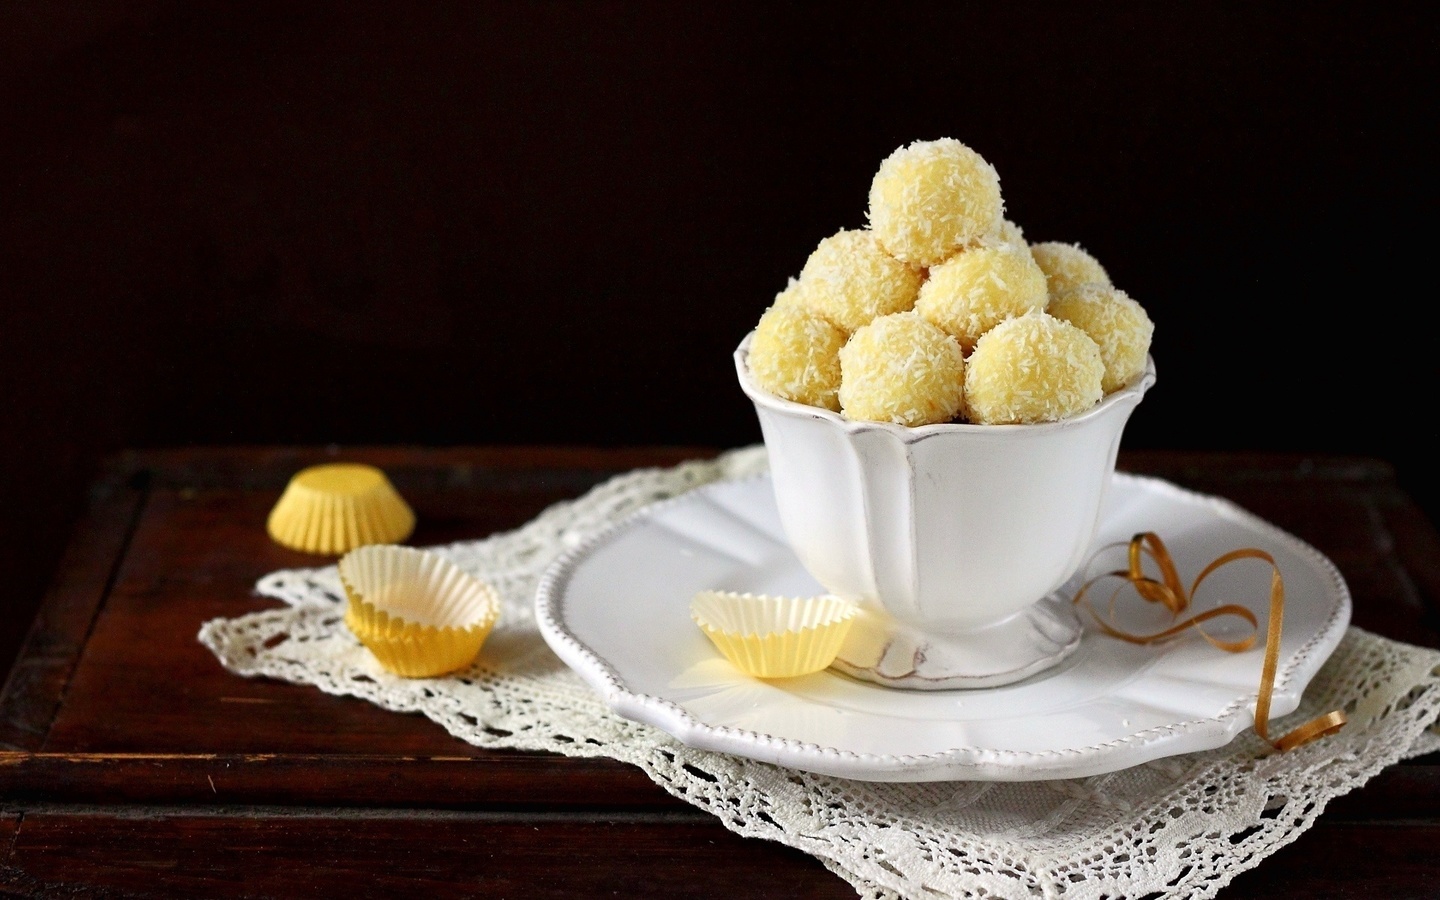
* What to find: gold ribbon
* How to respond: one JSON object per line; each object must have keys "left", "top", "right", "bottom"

{"left": 1072, "top": 532, "right": 1346, "bottom": 753}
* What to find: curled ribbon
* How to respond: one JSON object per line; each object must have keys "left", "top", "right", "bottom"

{"left": 1072, "top": 532, "right": 1346, "bottom": 753}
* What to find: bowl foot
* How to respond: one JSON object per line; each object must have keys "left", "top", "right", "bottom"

{"left": 830, "top": 594, "right": 1083, "bottom": 690}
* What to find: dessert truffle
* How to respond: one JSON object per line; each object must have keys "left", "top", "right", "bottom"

{"left": 1029, "top": 241, "right": 1111, "bottom": 296}
{"left": 795, "top": 229, "right": 922, "bottom": 333}
{"left": 867, "top": 138, "right": 1004, "bottom": 266}
{"left": 992, "top": 218, "right": 1027, "bottom": 247}
{"left": 771, "top": 276, "right": 806, "bottom": 312}
{"left": 747, "top": 303, "right": 847, "bottom": 411}
{"left": 964, "top": 311, "right": 1104, "bottom": 424}
{"left": 1047, "top": 283, "right": 1154, "bottom": 394}
{"left": 838, "top": 311, "right": 965, "bottom": 426}
{"left": 914, "top": 242, "right": 1050, "bottom": 354}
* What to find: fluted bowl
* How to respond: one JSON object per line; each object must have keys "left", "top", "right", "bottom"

{"left": 735, "top": 331, "right": 1156, "bottom": 689}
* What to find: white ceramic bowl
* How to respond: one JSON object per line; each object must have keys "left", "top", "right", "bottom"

{"left": 735, "top": 331, "right": 1157, "bottom": 689}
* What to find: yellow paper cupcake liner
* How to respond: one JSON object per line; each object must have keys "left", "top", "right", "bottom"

{"left": 691, "top": 591, "right": 857, "bottom": 678}
{"left": 268, "top": 463, "right": 416, "bottom": 555}
{"left": 338, "top": 544, "right": 500, "bottom": 678}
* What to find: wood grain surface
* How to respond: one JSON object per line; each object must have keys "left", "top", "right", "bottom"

{"left": 1, "top": 446, "right": 1436, "bottom": 899}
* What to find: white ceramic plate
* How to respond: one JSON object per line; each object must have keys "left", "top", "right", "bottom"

{"left": 535, "top": 471, "right": 1351, "bottom": 782}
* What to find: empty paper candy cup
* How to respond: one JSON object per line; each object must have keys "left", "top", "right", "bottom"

{"left": 338, "top": 544, "right": 500, "bottom": 678}
{"left": 691, "top": 591, "right": 858, "bottom": 678}
{"left": 267, "top": 462, "right": 416, "bottom": 555}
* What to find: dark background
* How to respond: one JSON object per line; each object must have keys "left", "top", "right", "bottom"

{"left": 1, "top": 1, "right": 1435, "bottom": 676}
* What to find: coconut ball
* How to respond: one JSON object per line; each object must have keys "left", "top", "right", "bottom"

{"left": 1047, "top": 283, "right": 1154, "bottom": 394}
{"left": 914, "top": 242, "right": 1050, "bottom": 354}
{"left": 964, "top": 311, "right": 1104, "bottom": 424}
{"left": 838, "top": 311, "right": 965, "bottom": 426}
{"left": 1029, "top": 241, "right": 1111, "bottom": 296}
{"left": 771, "top": 276, "right": 806, "bottom": 312}
{"left": 867, "top": 138, "right": 1004, "bottom": 266}
{"left": 992, "top": 218, "right": 1027, "bottom": 247}
{"left": 795, "top": 229, "right": 922, "bottom": 333}
{"left": 747, "top": 303, "right": 847, "bottom": 411}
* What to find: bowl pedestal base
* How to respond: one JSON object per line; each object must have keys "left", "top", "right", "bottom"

{"left": 830, "top": 595, "right": 1084, "bottom": 690}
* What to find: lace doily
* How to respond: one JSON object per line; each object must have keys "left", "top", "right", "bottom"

{"left": 199, "top": 446, "right": 1440, "bottom": 900}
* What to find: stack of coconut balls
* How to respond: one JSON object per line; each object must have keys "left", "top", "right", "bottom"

{"left": 746, "top": 138, "right": 1154, "bottom": 427}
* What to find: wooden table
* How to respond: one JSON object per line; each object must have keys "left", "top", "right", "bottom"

{"left": 2, "top": 447, "right": 1437, "bottom": 898}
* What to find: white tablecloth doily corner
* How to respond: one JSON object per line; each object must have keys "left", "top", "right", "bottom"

{"left": 199, "top": 445, "right": 1440, "bottom": 900}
